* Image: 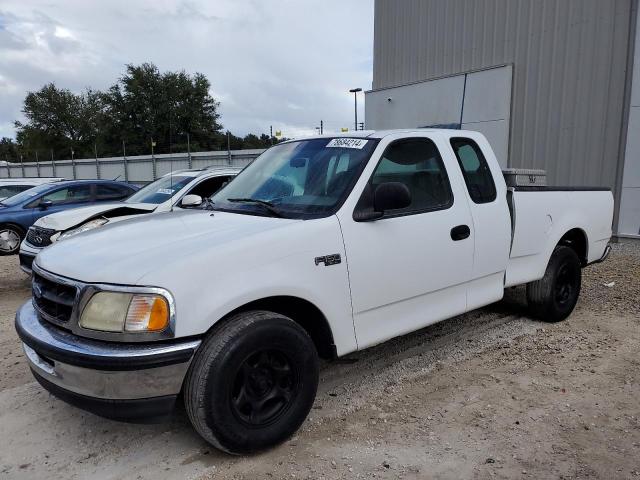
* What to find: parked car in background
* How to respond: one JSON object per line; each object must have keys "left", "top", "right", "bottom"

{"left": 15, "top": 130, "right": 612, "bottom": 453}
{"left": 0, "top": 178, "right": 65, "bottom": 201}
{"left": 0, "top": 179, "right": 137, "bottom": 256}
{"left": 18, "top": 167, "right": 240, "bottom": 273}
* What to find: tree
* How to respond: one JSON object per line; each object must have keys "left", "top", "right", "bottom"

{"left": 0, "top": 137, "right": 21, "bottom": 163}
{"left": 15, "top": 84, "right": 103, "bottom": 160}
{"left": 101, "top": 63, "right": 223, "bottom": 155}
{"left": 11, "top": 63, "right": 282, "bottom": 160}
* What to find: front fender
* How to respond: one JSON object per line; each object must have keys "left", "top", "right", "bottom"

{"left": 138, "top": 215, "right": 358, "bottom": 356}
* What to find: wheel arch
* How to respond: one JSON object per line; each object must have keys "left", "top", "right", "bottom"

{"left": 211, "top": 296, "right": 337, "bottom": 360}
{"left": 0, "top": 222, "right": 26, "bottom": 235}
{"left": 557, "top": 227, "right": 588, "bottom": 267}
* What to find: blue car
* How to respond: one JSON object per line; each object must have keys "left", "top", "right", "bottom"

{"left": 0, "top": 180, "right": 137, "bottom": 256}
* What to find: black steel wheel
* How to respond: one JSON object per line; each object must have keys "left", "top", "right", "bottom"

{"left": 231, "top": 349, "right": 298, "bottom": 427}
{"left": 526, "top": 245, "right": 582, "bottom": 322}
{"left": 184, "top": 310, "right": 319, "bottom": 454}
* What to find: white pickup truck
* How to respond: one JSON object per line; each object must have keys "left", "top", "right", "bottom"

{"left": 15, "top": 129, "right": 613, "bottom": 454}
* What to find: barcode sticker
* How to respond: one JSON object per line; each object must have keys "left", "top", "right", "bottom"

{"left": 326, "top": 138, "right": 368, "bottom": 149}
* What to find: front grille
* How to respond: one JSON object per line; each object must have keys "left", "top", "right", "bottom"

{"left": 26, "top": 226, "right": 57, "bottom": 248}
{"left": 32, "top": 272, "right": 77, "bottom": 324}
{"left": 19, "top": 254, "right": 34, "bottom": 272}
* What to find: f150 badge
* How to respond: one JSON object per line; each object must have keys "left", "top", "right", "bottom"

{"left": 314, "top": 254, "right": 341, "bottom": 266}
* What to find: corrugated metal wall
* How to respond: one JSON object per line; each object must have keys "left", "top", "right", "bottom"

{"left": 373, "top": 0, "right": 633, "bottom": 191}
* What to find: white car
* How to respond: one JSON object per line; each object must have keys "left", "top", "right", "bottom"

{"left": 18, "top": 167, "right": 239, "bottom": 273}
{"left": 16, "top": 130, "right": 613, "bottom": 454}
{"left": 0, "top": 178, "right": 65, "bottom": 202}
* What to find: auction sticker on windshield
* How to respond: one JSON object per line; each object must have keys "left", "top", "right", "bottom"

{"left": 326, "top": 138, "right": 368, "bottom": 149}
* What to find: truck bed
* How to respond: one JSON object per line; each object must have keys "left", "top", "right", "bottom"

{"left": 505, "top": 186, "right": 614, "bottom": 287}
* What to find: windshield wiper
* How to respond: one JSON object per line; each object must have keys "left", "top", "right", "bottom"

{"left": 226, "top": 198, "right": 284, "bottom": 218}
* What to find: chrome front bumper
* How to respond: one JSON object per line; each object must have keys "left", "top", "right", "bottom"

{"left": 15, "top": 301, "right": 201, "bottom": 420}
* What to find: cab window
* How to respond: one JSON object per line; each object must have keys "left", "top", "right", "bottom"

{"left": 450, "top": 138, "right": 497, "bottom": 203}
{"left": 367, "top": 138, "right": 453, "bottom": 215}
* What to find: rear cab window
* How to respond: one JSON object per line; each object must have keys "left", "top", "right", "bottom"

{"left": 450, "top": 138, "right": 497, "bottom": 204}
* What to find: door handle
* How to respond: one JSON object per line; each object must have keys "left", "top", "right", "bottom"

{"left": 450, "top": 224, "right": 471, "bottom": 241}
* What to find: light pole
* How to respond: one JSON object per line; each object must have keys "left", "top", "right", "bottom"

{"left": 349, "top": 87, "right": 362, "bottom": 131}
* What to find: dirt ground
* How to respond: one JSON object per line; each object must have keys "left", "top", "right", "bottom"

{"left": 0, "top": 242, "right": 638, "bottom": 480}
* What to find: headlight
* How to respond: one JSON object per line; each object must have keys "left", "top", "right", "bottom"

{"left": 79, "top": 291, "right": 170, "bottom": 333}
{"left": 58, "top": 218, "right": 109, "bottom": 241}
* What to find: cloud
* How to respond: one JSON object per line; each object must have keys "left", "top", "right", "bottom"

{"left": 0, "top": 0, "right": 373, "bottom": 141}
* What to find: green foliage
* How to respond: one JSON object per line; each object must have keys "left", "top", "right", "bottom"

{"left": 10, "top": 63, "right": 282, "bottom": 161}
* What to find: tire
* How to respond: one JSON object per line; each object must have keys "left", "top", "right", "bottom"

{"left": 184, "top": 310, "right": 319, "bottom": 454}
{"left": 0, "top": 224, "right": 24, "bottom": 256}
{"left": 526, "top": 245, "right": 582, "bottom": 322}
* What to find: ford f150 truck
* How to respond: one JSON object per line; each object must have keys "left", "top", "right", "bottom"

{"left": 15, "top": 129, "right": 613, "bottom": 454}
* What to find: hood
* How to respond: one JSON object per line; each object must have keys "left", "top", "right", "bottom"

{"left": 35, "top": 202, "right": 157, "bottom": 231}
{"left": 36, "top": 210, "right": 299, "bottom": 284}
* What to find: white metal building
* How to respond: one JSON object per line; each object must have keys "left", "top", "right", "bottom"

{"left": 366, "top": 0, "right": 640, "bottom": 239}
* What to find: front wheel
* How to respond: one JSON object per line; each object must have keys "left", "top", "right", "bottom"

{"left": 526, "top": 245, "right": 582, "bottom": 322}
{"left": 184, "top": 310, "right": 319, "bottom": 454}
{"left": 0, "top": 225, "right": 23, "bottom": 256}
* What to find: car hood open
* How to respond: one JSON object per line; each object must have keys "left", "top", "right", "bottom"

{"left": 35, "top": 203, "right": 157, "bottom": 231}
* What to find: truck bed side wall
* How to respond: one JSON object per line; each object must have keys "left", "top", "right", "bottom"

{"left": 505, "top": 190, "right": 613, "bottom": 287}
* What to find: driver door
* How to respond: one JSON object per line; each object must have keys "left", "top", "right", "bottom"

{"left": 337, "top": 136, "right": 474, "bottom": 349}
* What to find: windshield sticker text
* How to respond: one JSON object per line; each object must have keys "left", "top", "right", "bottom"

{"left": 326, "top": 138, "right": 368, "bottom": 149}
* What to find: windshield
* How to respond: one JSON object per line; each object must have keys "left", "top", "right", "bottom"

{"left": 210, "top": 137, "right": 378, "bottom": 219}
{"left": 0, "top": 183, "right": 54, "bottom": 207}
{"left": 125, "top": 175, "right": 195, "bottom": 204}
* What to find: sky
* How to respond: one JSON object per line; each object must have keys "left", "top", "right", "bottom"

{"left": 0, "top": 0, "right": 374, "bottom": 140}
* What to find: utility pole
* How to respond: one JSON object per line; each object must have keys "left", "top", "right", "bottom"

{"left": 20, "top": 155, "right": 25, "bottom": 177}
{"left": 51, "top": 149, "right": 56, "bottom": 177}
{"left": 187, "top": 133, "right": 192, "bottom": 169}
{"left": 35, "top": 151, "right": 40, "bottom": 177}
{"left": 94, "top": 142, "right": 100, "bottom": 179}
{"left": 227, "top": 132, "right": 232, "bottom": 165}
{"left": 270, "top": 125, "right": 274, "bottom": 145}
{"left": 122, "top": 140, "right": 128, "bottom": 182}
{"left": 151, "top": 138, "right": 157, "bottom": 180}
{"left": 349, "top": 88, "right": 362, "bottom": 132}
{"left": 71, "top": 148, "right": 76, "bottom": 179}
{"left": 316, "top": 120, "right": 324, "bottom": 135}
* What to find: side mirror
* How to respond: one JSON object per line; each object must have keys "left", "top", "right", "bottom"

{"left": 354, "top": 182, "right": 412, "bottom": 222}
{"left": 180, "top": 194, "right": 203, "bottom": 208}
{"left": 39, "top": 200, "right": 53, "bottom": 210}
{"left": 373, "top": 182, "right": 411, "bottom": 212}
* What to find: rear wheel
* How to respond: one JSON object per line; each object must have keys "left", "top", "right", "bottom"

{"left": 0, "top": 225, "right": 23, "bottom": 256}
{"left": 526, "top": 245, "right": 581, "bottom": 322}
{"left": 184, "top": 310, "right": 319, "bottom": 454}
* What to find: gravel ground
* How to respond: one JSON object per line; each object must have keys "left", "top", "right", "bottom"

{"left": 0, "top": 242, "right": 638, "bottom": 479}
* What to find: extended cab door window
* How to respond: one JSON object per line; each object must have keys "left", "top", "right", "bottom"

{"left": 450, "top": 138, "right": 497, "bottom": 203}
